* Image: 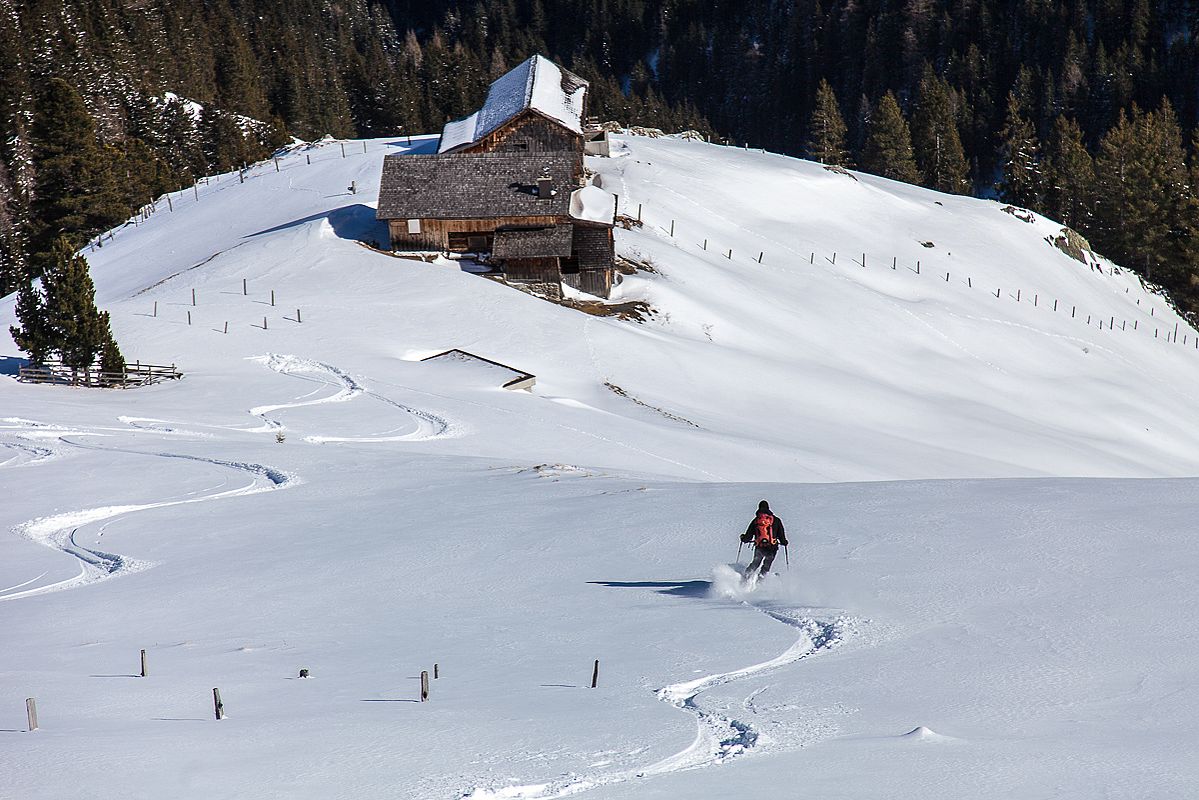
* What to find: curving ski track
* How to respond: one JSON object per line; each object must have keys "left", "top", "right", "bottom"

{"left": 1, "top": 435, "right": 296, "bottom": 603}
{"left": 461, "top": 606, "right": 855, "bottom": 799}
{"left": 249, "top": 353, "right": 456, "bottom": 442}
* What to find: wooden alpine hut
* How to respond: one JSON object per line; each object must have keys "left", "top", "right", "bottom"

{"left": 376, "top": 55, "right": 617, "bottom": 299}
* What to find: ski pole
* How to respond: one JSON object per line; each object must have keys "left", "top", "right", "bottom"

{"left": 737, "top": 541, "right": 743, "bottom": 563}
{"left": 784, "top": 545, "right": 789, "bottom": 567}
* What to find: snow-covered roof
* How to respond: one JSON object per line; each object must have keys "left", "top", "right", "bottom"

{"left": 569, "top": 184, "right": 616, "bottom": 225}
{"left": 438, "top": 55, "right": 588, "bottom": 153}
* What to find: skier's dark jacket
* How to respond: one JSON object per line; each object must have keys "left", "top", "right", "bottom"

{"left": 741, "top": 513, "right": 787, "bottom": 548}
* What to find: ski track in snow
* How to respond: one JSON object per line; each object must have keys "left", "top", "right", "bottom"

{"left": 0, "top": 429, "right": 296, "bottom": 603}
{"left": 461, "top": 596, "right": 855, "bottom": 799}
{"left": 248, "top": 353, "right": 457, "bottom": 442}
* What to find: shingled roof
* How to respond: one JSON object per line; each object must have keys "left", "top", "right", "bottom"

{"left": 438, "top": 55, "right": 588, "bottom": 153}
{"left": 376, "top": 151, "right": 576, "bottom": 220}
{"left": 493, "top": 225, "right": 574, "bottom": 259}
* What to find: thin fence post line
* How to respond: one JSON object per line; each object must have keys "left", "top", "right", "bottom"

{"left": 916, "top": 260, "right": 920, "bottom": 274}
{"left": 340, "top": 143, "right": 346, "bottom": 158}
{"left": 1017, "top": 289, "right": 1021, "bottom": 302}
{"left": 1151, "top": 307, "right": 1155, "bottom": 316}
{"left": 727, "top": 249, "right": 732, "bottom": 260}
{"left": 945, "top": 272, "right": 950, "bottom": 282}
{"left": 194, "top": 185, "right": 199, "bottom": 201}
{"left": 420, "top": 671, "right": 430, "bottom": 701}
{"left": 187, "top": 311, "right": 191, "bottom": 326}
{"left": 297, "top": 308, "right": 302, "bottom": 323}
{"left": 1134, "top": 319, "right": 1138, "bottom": 329}
{"left": 271, "top": 290, "right": 275, "bottom": 307}
{"left": 1174, "top": 322, "right": 1179, "bottom": 341}
{"left": 637, "top": 203, "right": 642, "bottom": 222}
{"left": 213, "top": 688, "right": 224, "bottom": 720}
{"left": 1034, "top": 294, "right": 1038, "bottom": 306}
{"left": 995, "top": 289, "right": 1000, "bottom": 298}
{"left": 153, "top": 301, "right": 157, "bottom": 317}
{"left": 810, "top": 252, "right": 815, "bottom": 264}
{"left": 1122, "top": 320, "right": 1126, "bottom": 330}
{"left": 191, "top": 288, "right": 196, "bottom": 306}
{"left": 434, "top": 664, "right": 439, "bottom": 679}
{"left": 274, "top": 157, "right": 280, "bottom": 172}
{"left": 140, "top": 649, "right": 147, "bottom": 678}
{"left": 758, "top": 251, "right": 764, "bottom": 264}
{"left": 167, "top": 195, "right": 173, "bottom": 212}
{"left": 591, "top": 659, "right": 600, "bottom": 688}
{"left": 669, "top": 219, "right": 675, "bottom": 237}
{"left": 892, "top": 256, "right": 897, "bottom": 270}
{"left": 1088, "top": 315, "right": 1092, "bottom": 324}
{"left": 1155, "top": 328, "right": 1158, "bottom": 338}
{"left": 702, "top": 239, "right": 707, "bottom": 250}
{"left": 363, "top": 141, "right": 367, "bottom": 154}
{"left": 26, "top": 698, "right": 37, "bottom": 732}
{"left": 1072, "top": 306, "right": 1076, "bottom": 318}
{"left": 306, "top": 154, "right": 311, "bottom": 165}
{"left": 224, "top": 321, "right": 228, "bottom": 334}
{"left": 862, "top": 252, "right": 866, "bottom": 267}
{"left": 967, "top": 276, "right": 972, "bottom": 288}
{"left": 1054, "top": 299, "right": 1058, "bottom": 311}
{"left": 243, "top": 278, "right": 247, "bottom": 296}
{"left": 832, "top": 252, "right": 837, "bottom": 264}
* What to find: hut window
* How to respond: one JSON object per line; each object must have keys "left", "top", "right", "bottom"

{"left": 561, "top": 257, "right": 581, "bottom": 275}
{"left": 407, "top": 219, "right": 421, "bottom": 234}
{"left": 512, "top": 141, "right": 529, "bottom": 150}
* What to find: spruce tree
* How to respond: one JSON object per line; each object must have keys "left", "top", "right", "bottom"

{"left": 861, "top": 92, "right": 920, "bottom": 183}
{"left": 9, "top": 267, "right": 53, "bottom": 364}
{"left": 1043, "top": 116, "right": 1095, "bottom": 231}
{"left": 807, "top": 79, "right": 849, "bottom": 166}
{"left": 911, "top": 67, "right": 971, "bottom": 194}
{"left": 40, "top": 238, "right": 112, "bottom": 373}
{"left": 98, "top": 313, "right": 125, "bottom": 376}
{"left": 996, "top": 91, "right": 1043, "bottom": 209}
{"left": 28, "top": 79, "right": 127, "bottom": 267}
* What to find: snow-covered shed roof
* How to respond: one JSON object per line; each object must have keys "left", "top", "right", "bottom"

{"left": 376, "top": 151, "right": 576, "bottom": 220}
{"left": 569, "top": 184, "right": 616, "bottom": 225}
{"left": 438, "top": 55, "right": 588, "bottom": 153}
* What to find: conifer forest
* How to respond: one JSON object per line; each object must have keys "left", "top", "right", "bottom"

{"left": 2, "top": 0, "right": 1199, "bottom": 315}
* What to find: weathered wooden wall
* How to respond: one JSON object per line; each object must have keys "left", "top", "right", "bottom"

{"left": 390, "top": 215, "right": 562, "bottom": 250}
{"left": 503, "top": 256, "right": 562, "bottom": 284}
{"left": 462, "top": 112, "right": 584, "bottom": 178}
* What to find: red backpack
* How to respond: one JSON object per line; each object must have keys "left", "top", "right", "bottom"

{"left": 753, "top": 512, "right": 776, "bottom": 547}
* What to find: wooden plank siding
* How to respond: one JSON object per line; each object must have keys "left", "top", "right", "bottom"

{"left": 457, "top": 111, "right": 584, "bottom": 179}
{"left": 389, "top": 216, "right": 562, "bottom": 251}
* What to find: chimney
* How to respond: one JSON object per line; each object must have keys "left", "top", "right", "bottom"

{"left": 537, "top": 175, "right": 553, "bottom": 199}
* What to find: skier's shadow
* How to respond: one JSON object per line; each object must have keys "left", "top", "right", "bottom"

{"left": 588, "top": 580, "right": 711, "bottom": 598}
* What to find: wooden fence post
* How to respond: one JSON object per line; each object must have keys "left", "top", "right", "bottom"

{"left": 270, "top": 290, "right": 275, "bottom": 307}
{"left": 213, "top": 688, "right": 224, "bottom": 720}
{"left": 26, "top": 698, "right": 37, "bottom": 731}
{"left": 140, "top": 649, "right": 147, "bottom": 678}
{"left": 296, "top": 308, "right": 302, "bottom": 323}
{"left": 243, "top": 278, "right": 247, "bottom": 295}
{"left": 223, "top": 321, "right": 228, "bottom": 334}
{"left": 194, "top": 185, "right": 198, "bottom": 200}
{"left": 758, "top": 251, "right": 764, "bottom": 263}
{"left": 274, "top": 157, "right": 280, "bottom": 172}
{"left": 420, "top": 671, "right": 430, "bottom": 701}
{"left": 636, "top": 203, "right": 642, "bottom": 222}
{"left": 702, "top": 239, "right": 707, "bottom": 250}
{"left": 167, "top": 195, "right": 173, "bottom": 212}
{"left": 263, "top": 316, "right": 268, "bottom": 330}
{"left": 191, "top": 288, "right": 196, "bottom": 306}
{"left": 306, "top": 154, "right": 311, "bottom": 165}
{"left": 591, "top": 660, "right": 600, "bottom": 688}
{"left": 187, "top": 311, "right": 191, "bottom": 326}
{"left": 915, "top": 260, "right": 919, "bottom": 274}
{"left": 726, "top": 249, "right": 732, "bottom": 260}
{"left": 153, "top": 301, "right": 157, "bottom": 317}
{"left": 892, "top": 256, "right": 897, "bottom": 270}
{"left": 434, "top": 664, "right": 439, "bottom": 679}
{"left": 669, "top": 219, "right": 675, "bottom": 237}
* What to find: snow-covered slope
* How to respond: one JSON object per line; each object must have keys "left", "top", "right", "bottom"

{"left": 2, "top": 135, "right": 1198, "bottom": 800}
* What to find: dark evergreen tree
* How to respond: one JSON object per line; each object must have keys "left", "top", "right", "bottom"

{"left": 912, "top": 67, "right": 971, "bottom": 194}
{"left": 98, "top": 313, "right": 125, "bottom": 376}
{"left": 996, "top": 91, "right": 1044, "bottom": 208}
{"left": 40, "top": 238, "right": 113, "bottom": 373}
{"left": 861, "top": 92, "right": 920, "bottom": 183}
{"left": 1043, "top": 116, "right": 1095, "bottom": 230}
{"left": 28, "top": 79, "right": 127, "bottom": 267}
{"left": 807, "top": 79, "right": 849, "bottom": 165}
{"left": 9, "top": 267, "right": 53, "bottom": 364}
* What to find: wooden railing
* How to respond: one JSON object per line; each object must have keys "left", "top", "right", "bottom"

{"left": 16, "top": 359, "right": 182, "bottom": 388}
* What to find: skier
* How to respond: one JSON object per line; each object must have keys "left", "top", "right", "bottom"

{"left": 740, "top": 500, "right": 787, "bottom": 582}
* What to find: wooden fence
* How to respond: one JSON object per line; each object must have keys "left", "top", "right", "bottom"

{"left": 17, "top": 360, "right": 182, "bottom": 388}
